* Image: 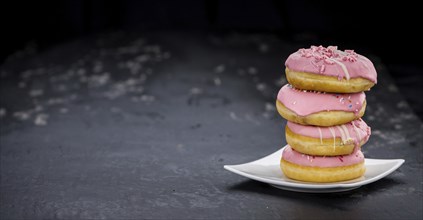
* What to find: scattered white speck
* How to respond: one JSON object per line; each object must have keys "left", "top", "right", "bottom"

{"left": 88, "top": 73, "right": 110, "bottom": 87}
{"left": 79, "top": 76, "right": 88, "bottom": 83}
{"left": 389, "top": 113, "right": 415, "bottom": 124}
{"left": 262, "top": 112, "right": 272, "bottom": 119}
{"left": 118, "top": 45, "right": 138, "bottom": 55}
{"left": 373, "top": 130, "right": 406, "bottom": 144}
{"left": 139, "top": 74, "right": 147, "bottom": 82}
{"left": 13, "top": 111, "right": 30, "bottom": 120}
{"left": 131, "top": 96, "right": 140, "bottom": 102}
{"left": 126, "top": 78, "right": 138, "bottom": 86}
{"left": 93, "top": 61, "right": 103, "bottom": 73}
{"left": 69, "top": 94, "right": 78, "bottom": 100}
{"left": 77, "top": 68, "right": 86, "bottom": 75}
{"left": 214, "top": 64, "right": 225, "bottom": 73}
{"left": 245, "top": 113, "right": 260, "bottom": 125}
{"left": 29, "top": 89, "right": 43, "bottom": 97}
{"left": 21, "top": 70, "right": 33, "bottom": 79}
{"left": 34, "top": 105, "right": 44, "bottom": 112}
{"left": 367, "top": 115, "right": 375, "bottom": 121}
{"left": 66, "top": 70, "right": 75, "bottom": 77}
{"left": 237, "top": 68, "right": 246, "bottom": 76}
{"left": 0, "top": 108, "right": 6, "bottom": 118}
{"left": 47, "top": 98, "right": 64, "bottom": 105}
{"left": 396, "top": 101, "right": 408, "bottom": 109}
{"left": 256, "top": 83, "right": 266, "bottom": 91}
{"left": 134, "top": 86, "right": 144, "bottom": 93}
{"left": 259, "top": 43, "right": 269, "bottom": 53}
{"left": 128, "top": 61, "right": 141, "bottom": 74}
{"left": 126, "top": 61, "right": 135, "bottom": 68}
{"left": 163, "top": 52, "right": 171, "bottom": 59}
{"left": 49, "top": 75, "right": 61, "bottom": 83}
{"left": 144, "top": 45, "right": 161, "bottom": 54}
{"left": 190, "top": 87, "right": 202, "bottom": 95}
{"left": 110, "top": 107, "right": 121, "bottom": 113}
{"left": 374, "top": 105, "right": 385, "bottom": 116}
{"left": 176, "top": 144, "right": 185, "bottom": 152}
{"left": 388, "top": 84, "right": 398, "bottom": 92}
{"left": 274, "top": 77, "right": 287, "bottom": 86}
{"left": 229, "top": 112, "right": 240, "bottom": 121}
{"left": 213, "top": 77, "right": 222, "bottom": 86}
{"left": 140, "top": 95, "right": 155, "bottom": 102}
{"left": 34, "top": 114, "right": 48, "bottom": 126}
{"left": 60, "top": 108, "right": 68, "bottom": 114}
{"left": 56, "top": 84, "right": 67, "bottom": 92}
{"left": 265, "top": 103, "right": 276, "bottom": 111}
{"left": 394, "top": 124, "right": 402, "bottom": 130}
{"left": 135, "top": 54, "right": 150, "bottom": 63}
{"left": 247, "top": 67, "right": 257, "bottom": 75}
{"left": 104, "top": 78, "right": 144, "bottom": 99}
{"left": 18, "top": 82, "right": 26, "bottom": 88}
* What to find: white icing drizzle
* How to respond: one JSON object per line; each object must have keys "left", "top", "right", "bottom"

{"left": 336, "top": 126, "right": 346, "bottom": 143}
{"left": 328, "top": 127, "right": 336, "bottom": 151}
{"left": 328, "top": 58, "right": 350, "bottom": 80}
{"left": 351, "top": 122, "right": 362, "bottom": 143}
{"left": 317, "top": 127, "right": 323, "bottom": 144}
{"left": 341, "top": 124, "right": 351, "bottom": 142}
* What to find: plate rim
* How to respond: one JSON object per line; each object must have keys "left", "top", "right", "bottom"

{"left": 224, "top": 146, "right": 405, "bottom": 190}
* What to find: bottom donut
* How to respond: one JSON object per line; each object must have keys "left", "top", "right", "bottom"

{"left": 281, "top": 145, "right": 365, "bottom": 183}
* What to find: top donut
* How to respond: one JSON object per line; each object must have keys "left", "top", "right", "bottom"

{"left": 285, "top": 46, "right": 377, "bottom": 93}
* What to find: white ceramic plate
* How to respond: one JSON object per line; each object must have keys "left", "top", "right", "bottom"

{"left": 224, "top": 146, "right": 404, "bottom": 193}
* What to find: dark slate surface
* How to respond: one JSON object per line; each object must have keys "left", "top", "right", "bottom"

{"left": 1, "top": 32, "right": 422, "bottom": 219}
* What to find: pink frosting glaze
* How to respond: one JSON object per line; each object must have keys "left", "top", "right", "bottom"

{"left": 287, "top": 119, "right": 371, "bottom": 146}
{"left": 277, "top": 84, "right": 366, "bottom": 116}
{"left": 285, "top": 46, "right": 377, "bottom": 83}
{"left": 282, "top": 145, "right": 364, "bottom": 168}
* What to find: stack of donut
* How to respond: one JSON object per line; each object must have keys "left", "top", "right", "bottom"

{"left": 276, "top": 46, "right": 377, "bottom": 182}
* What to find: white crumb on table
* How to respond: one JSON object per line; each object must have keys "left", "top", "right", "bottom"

{"left": 34, "top": 114, "right": 49, "bottom": 126}
{"left": 29, "top": 89, "right": 44, "bottom": 97}
{"left": 0, "top": 108, "right": 6, "bottom": 117}
{"left": 214, "top": 64, "right": 225, "bottom": 73}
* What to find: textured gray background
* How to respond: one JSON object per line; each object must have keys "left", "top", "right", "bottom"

{"left": 1, "top": 32, "right": 422, "bottom": 219}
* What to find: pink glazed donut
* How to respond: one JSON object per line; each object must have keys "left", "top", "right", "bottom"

{"left": 285, "top": 119, "right": 371, "bottom": 156}
{"left": 276, "top": 84, "right": 366, "bottom": 126}
{"left": 285, "top": 46, "right": 377, "bottom": 93}
{"left": 281, "top": 145, "right": 366, "bottom": 183}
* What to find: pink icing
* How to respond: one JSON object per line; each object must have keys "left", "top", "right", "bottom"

{"left": 282, "top": 145, "right": 364, "bottom": 168}
{"left": 277, "top": 84, "right": 365, "bottom": 116}
{"left": 287, "top": 119, "right": 371, "bottom": 146}
{"left": 285, "top": 46, "right": 377, "bottom": 83}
